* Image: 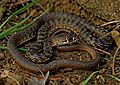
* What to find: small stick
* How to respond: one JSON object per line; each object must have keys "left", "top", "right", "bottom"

{"left": 101, "top": 20, "right": 120, "bottom": 26}
{"left": 94, "top": 47, "right": 111, "bottom": 56}
{"left": 112, "top": 47, "right": 119, "bottom": 75}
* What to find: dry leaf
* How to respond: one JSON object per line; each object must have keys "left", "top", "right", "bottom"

{"left": 111, "top": 30, "right": 120, "bottom": 47}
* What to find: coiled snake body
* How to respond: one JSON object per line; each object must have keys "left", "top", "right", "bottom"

{"left": 7, "top": 12, "right": 113, "bottom": 72}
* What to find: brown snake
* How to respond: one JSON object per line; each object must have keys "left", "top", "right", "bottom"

{"left": 7, "top": 12, "right": 113, "bottom": 73}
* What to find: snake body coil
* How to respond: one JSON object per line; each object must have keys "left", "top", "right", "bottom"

{"left": 7, "top": 12, "right": 113, "bottom": 72}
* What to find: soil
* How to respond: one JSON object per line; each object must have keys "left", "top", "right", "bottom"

{"left": 0, "top": 0, "right": 120, "bottom": 85}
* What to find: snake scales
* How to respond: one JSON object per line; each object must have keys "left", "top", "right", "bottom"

{"left": 7, "top": 12, "right": 113, "bottom": 73}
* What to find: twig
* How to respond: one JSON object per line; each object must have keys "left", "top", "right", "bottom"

{"left": 112, "top": 47, "right": 119, "bottom": 75}
{"left": 39, "top": 71, "right": 50, "bottom": 85}
{"left": 101, "top": 20, "right": 120, "bottom": 26}
{"left": 114, "top": 24, "right": 120, "bottom": 30}
{"left": 94, "top": 47, "right": 111, "bottom": 56}
{"left": 35, "top": 2, "right": 46, "bottom": 11}
{"left": 8, "top": 76, "right": 20, "bottom": 85}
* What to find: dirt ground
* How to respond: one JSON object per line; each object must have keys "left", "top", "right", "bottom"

{"left": 0, "top": 0, "right": 120, "bottom": 85}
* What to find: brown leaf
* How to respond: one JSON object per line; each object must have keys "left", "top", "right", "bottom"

{"left": 111, "top": 30, "right": 120, "bottom": 48}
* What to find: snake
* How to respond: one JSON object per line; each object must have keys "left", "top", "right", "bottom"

{"left": 7, "top": 12, "right": 113, "bottom": 73}
{"left": 26, "top": 28, "right": 79, "bottom": 63}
